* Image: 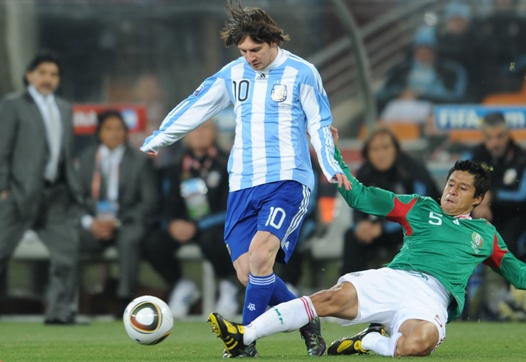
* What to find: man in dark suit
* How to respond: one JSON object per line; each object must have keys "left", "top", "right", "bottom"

{"left": 0, "top": 50, "right": 83, "bottom": 324}
{"left": 77, "top": 110, "right": 159, "bottom": 318}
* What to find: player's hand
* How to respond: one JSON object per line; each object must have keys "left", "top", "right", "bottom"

{"left": 145, "top": 151, "right": 158, "bottom": 156}
{"left": 0, "top": 190, "right": 7, "bottom": 201}
{"left": 333, "top": 173, "right": 352, "bottom": 190}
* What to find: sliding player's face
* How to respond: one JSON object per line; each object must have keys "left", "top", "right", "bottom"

{"left": 238, "top": 37, "right": 278, "bottom": 71}
{"left": 440, "top": 170, "right": 482, "bottom": 216}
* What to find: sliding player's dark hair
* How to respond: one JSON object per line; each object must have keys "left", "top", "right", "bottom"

{"left": 446, "top": 160, "right": 491, "bottom": 199}
{"left": 220, "top": 0, "right": 289, "bottom": 47}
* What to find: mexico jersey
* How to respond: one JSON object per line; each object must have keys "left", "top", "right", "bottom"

{"left": 141, "top": 48, "right": 342, "bottom": 192}
{"left": 334, "top": 148, "right": 526, "bottom": 322}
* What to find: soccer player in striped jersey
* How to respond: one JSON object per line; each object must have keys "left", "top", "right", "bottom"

{"left": 208, "top": 126, "right": 526, "bottom": 357}
{"left": 141, "top": 1, "right": 351, "bottom": 357}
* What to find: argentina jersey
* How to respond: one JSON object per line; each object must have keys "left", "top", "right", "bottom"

{"left": 141, "top": 48, "right": 342, "bottom": 192}
{"left": 224, "top": 48, "right": 342, "bottom": 192}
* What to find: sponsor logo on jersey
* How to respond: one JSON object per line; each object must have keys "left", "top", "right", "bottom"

{"left": 471, "top": 232, "right": 483, "bottom": 254}
{"left": 271, "top": 83, "right": 287, "bottom": 102}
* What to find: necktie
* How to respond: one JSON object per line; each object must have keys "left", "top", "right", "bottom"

{"left": 44, "top": 98, "right": 62, "bottom": 182}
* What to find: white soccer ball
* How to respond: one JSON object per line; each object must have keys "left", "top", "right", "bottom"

{"left": 123, "top": 295, "right": 174, "bottom": 345}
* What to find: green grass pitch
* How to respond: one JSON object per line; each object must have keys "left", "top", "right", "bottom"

{"left": 0, "top": 319, "right": 525, "bottom": 361}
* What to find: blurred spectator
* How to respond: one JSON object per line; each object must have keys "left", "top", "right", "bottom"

{"left": 77, "top": 110, "right": 160, "bottom": 318}
{"left": 462, "top": 112, "right": 526, "bottom": 320}
{"left": 376, "top": 25, "right": 468, "bottom": 121}
{"left": 340, "top": 127, "right": 440, "bottom": 274}
{"left": 144, "top": 120, "right": 239, "bottom": 319}
{"left": 471, "top": 0, "right": 526, "bottom": 100}
{"left": 0, "top": 50, "right": 83, "bottom": 325}
{"left": 436, "top": 1, "right": 479, "bottom": 102}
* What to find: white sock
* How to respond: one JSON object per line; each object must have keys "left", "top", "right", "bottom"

{"left": 362, "top": 331, "right": 402, "bottom": 357}
{"left": 244, "top": 296, "right": 317, "bottom": 345}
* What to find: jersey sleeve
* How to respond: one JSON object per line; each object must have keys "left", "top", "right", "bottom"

{"left": 334, "top": 147, "right": 417, "bottom": 219}
{"left": 140, "top": 73, "right": 231, "bottom": 154}
{"left": 301, "top": 68, "right": 343, "bottom": 182}
{"left": 485, "top": 232, "right": 526, "bottom": 289}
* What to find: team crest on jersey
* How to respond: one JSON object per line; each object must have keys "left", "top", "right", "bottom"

{"left": 193, "top": 83, "right": 204, "bottom": 97}
{"left": 471, "top": 232, "right": 483, "bottom": 254}
{"left": 271, "top": 83, "right": 287, "bottom": 102}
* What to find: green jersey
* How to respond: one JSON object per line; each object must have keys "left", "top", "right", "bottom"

{"left": 335, "top": 149, "right": 526, "bottom": 322}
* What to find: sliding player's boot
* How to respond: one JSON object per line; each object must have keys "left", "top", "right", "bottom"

{"left": 327, "top": 323, "right": 386, "bottom": 355}
{"left": 299, "top": 317, "right": 326, "bottom": 356}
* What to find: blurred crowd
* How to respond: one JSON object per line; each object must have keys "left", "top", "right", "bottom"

{"left": 2, "top": 0, "right": 526, "bottom": 324}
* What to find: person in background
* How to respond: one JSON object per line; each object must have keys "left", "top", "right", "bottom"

{"left": 462, "top": 112, "right": 526, "bottom": 320}
{"left": 436, "top": 1, "right": 479, "bottom": 102}
{"left": 144, "top": 120, "right": 240, "bottom": 319}
{"left": 376, "top": 25, "right": 468, "bottom": 114}
{"left": 471, "top": 0, "right": 526, "bottom": 100}
{"left": 77, "top": 109, "right": 160, "bottom": 318}
{"left": 0, "top": 50, "right": 83, "bottom": 325}
{"left": 341, "top": 128, "right": 440, "bottom": 274}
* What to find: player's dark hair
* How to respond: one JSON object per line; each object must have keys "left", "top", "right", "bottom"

{"left": 96, "top": 109, "right": 129, "bottom": 142}
{"left": 446, "top": 160, "right": 491, "bottom": 199}
{"left": 24, "top": 49, "right": 62, "bottom": 86}
{"left": 481, "top": 112, "right": 506, "bottom": 128}
{"left": 221, "top": 0, "right": 290, "bottom": 47}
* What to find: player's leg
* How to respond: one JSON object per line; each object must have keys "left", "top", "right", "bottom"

{"left": 209, "top": 281, "right": 359, "bottom": 353}
{"left": 393, "top": 319, "right": 440, "bottom": 356}
{"left": 330, "top": 269, "right": 447, "bottom": 357}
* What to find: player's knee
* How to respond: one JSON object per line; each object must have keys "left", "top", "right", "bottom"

{"left": 397, "top": 334, "right": 436, "bottom": 356}
{"left": 310, "top": 283, "right": 357, "bottom": 318}
{"left": 235, "top": 270, "right": 248, "bottom": 286}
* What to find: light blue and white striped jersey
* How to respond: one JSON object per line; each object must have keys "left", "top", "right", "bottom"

{"left": 141, "top": 48, "right": 343, "bottom": 192}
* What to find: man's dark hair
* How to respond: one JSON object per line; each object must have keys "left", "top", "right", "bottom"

{"left": 446, "top": 160, "right": 491, "bottom": 199}
{"left": 95, "top": 109, "right": 128, "bottom": 141}
{"left": 481, "top": 112, "right": 506, "bottom": 128}
{"left": 220, "top": 0, "right": 290, "bottom": 47}
{"left": 23, "top": 49, "right": 62, "bottom": 86}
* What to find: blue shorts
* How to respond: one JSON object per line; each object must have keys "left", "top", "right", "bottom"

{"left": 224, "top": 180, "right": 311, "bottom": 264}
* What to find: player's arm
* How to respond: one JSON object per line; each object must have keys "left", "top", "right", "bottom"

{"left": 334, "top": 147, "right": 417, "bottom": 220}
{"left": 140, "top": 74, "right": 231, "bottom": 155}
{"left": 485, "top": 232, "right": 526, "bottom": 288}
{"left": 299, "top": 68, "right": 349, "bottom": 187}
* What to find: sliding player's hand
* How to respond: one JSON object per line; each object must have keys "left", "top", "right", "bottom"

{"left": 333, "top": 173, "right": 352, "bottom": 190}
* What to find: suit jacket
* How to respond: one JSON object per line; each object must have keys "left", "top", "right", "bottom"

{"left": 77, "top": 144, "right": 160, "bottom": 227}
{"left": 0, "top": 90, "right": 82, "bottom": 219}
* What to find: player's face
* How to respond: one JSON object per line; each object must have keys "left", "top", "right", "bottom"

{"left": 25, "top": 62, "right": 60, "bottom": 96}
{"left": 440, "top": 170, "right": 482, "bottom": 216}
{"left": 482, "top": 125, "right": 509, "bottom": 158}
{"left": 367, "top": 133, "right": 397, "bottom": 172}
{"left": 238, "top": 37, "right": 278, "bottom": 71}
{"left": 99, "top": 116, "right": 127, "bottom": 150}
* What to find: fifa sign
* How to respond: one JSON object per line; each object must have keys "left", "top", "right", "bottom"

{"left": 434, "top": 105, "right": 526, "bottom": 130}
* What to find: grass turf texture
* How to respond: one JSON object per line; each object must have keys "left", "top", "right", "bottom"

{"left": 0, "top": 320, "right": 525, "bottom": 361}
